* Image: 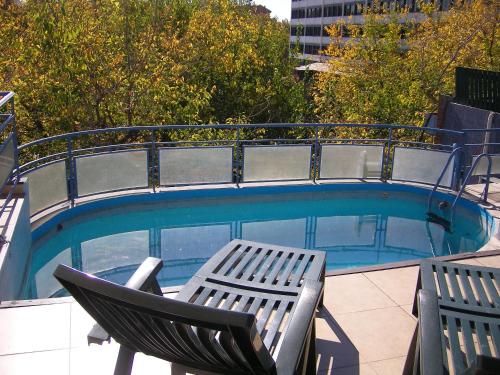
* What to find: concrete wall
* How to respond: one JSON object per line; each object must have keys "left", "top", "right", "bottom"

{"left": 0, "top": 181, "right": 32, "bottom": 301}
{"left": 441, "top": 102, "right": 500, "bottom": 157}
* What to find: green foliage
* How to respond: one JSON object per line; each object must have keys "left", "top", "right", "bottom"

{"left": 314, "top": 0, "right": 500, "bottom": 128}
{"left": 0, "top": 0, "right": 307, "bottom": 144}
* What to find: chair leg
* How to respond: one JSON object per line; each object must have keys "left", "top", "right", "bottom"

{"left": 305, "top": 319, "right": 317, "bottom": 375}
{"left": 318, "top": 290, "right": 324, "bottom": 309}
{"left": 113, "top": 345, "right": 136, "bottom": 375}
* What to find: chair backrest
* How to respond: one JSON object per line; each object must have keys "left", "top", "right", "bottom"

{"left": 54, "top": 265, "right": 276, "bottom": 375}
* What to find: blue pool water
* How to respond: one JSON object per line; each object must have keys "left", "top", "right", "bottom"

{"left": 23, "top": 184, "right": 493, "bottom": 299}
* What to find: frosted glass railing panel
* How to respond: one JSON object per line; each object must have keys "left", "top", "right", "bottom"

{"left": 320, "top": 144, "right": 384, "bottom": 179}
{"left": 76, "top": 150, "right": 148, "bottom": 197}
{"left": 27, "top": 161, "right": 68, "bottom": 215}
{"left": 0, "top": 135, "right": 15, "bottom": 186}
{"left": 471, "top": 154, "right": 500, "bottom": 176}
{"left": 392, "top": 147, "right": 454, "bottom": 187}
{"left": 243, "top": 145, "right": 312, "bottom": 182}
{"left": 159, "top": 147, "right": 233, "bottom": 186}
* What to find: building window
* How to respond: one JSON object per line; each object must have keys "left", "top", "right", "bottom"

{"left": 344, "top": 2, "right": 364, "bottom": 16}
{"left": 291, "top": 26, "right": 304, "bottom": 36}
{"left": 291, "top": 8, "right": 305, "bottom": 19}
{"left": 306, "top": 6, "right": 322, "bottom": 18}
{"left": 304, "top": 44, "right": 321, "bottom": 55}
{"left": 324, "top": 4, "right": 343, "bottom": 17}
{"left": 305, "top": 26, "right": 322, "bottom": 37}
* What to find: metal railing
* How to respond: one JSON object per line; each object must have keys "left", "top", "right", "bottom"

{"left": 0, "top": 92, "right": 19, "bottom": 221}
{"left": 15, "top": 121, "right": 469, "bottom": 217}
{"left": 427, "top": 146, "right": 464, "bottom": 213}
{"left": 1, "top": 89, "right": 496, "bottom": 222}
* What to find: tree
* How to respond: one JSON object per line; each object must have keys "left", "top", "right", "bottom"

{"left": 0, "top": 0, "right": 305, "bottom": 147}
{"left": 314, "top": 0, "right": 499, "bottom": 128}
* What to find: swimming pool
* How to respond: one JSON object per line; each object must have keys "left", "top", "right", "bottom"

{"left": 23, "top": 183, "right": 494, "bottom": 299}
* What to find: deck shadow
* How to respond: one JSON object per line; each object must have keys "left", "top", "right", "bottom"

{"left": 315, "top": 307, "right": 360, "bottom": 375}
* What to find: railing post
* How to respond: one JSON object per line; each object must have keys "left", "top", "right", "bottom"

{"left": 151, "top": 130, "right": 157, "bottom": 193}
{"left": 383, "top": 127, "right": 393, "bottom": 180}
{"left": 451, "top": 142, "right": 462, "bottom": 192}
{"left": 313, "top": 125, "right": 319, "bottom": 182}
{"left": 10, "top": 96, "right": 19, "bottom": 180}
{"left": 236, "top": 126, "right": 241, "bottom": 186}
{"left": 67, "top": 138, "right": 76, "bottom": 207}
{"left": 483, "top": 158, "right": 492, "bottom": 203}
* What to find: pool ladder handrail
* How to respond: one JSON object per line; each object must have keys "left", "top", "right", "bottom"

{"left": 427, "top": 147, "right": 464, "bottom": 214}
{"left": 449, "top": 153, "right": 492, "bottom": 225}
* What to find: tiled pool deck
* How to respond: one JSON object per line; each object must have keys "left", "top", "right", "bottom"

{"left": 0, "top": 184, "right": 499, "bottom": 374}
{"left": 1, "top": 255, "right": 499, "bottom": 375}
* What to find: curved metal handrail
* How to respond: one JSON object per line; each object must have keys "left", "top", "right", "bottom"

{"left": 14, "top": 120, "right": 469, "bottom": 218}
{"left": 450, "top": 153, "right": 493, "bottom": 225}
{"left": 17, "top": 123, "right": 466, "bottom": 151}
{"left": 426, "top": 146, "right": 464, "bottom": 213}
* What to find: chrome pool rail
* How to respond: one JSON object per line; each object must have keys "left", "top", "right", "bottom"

{"left": 1, "top": 90, "right": 497, "bottom": 219}
{"left": 0, "top": 91, "right": 19, "bottom": 224}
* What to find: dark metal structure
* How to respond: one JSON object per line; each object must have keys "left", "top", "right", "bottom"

{"left": 455, "top": 67, "right": 500, "bottom": 112}
{"left": 404, "top": 260, "right": 500, "bottom": 374}
{"left": 54, "top": 240, "right": 326, "bottom": 374}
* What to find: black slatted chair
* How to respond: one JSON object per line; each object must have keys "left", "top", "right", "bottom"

{"left": 404, "top": 260, "right": 500, "bottom": 375}
{"left": 412, "top": 259, "right": 500, "bottom": 316}
{"left": 54, "top": 240, "right": 326, "bottom": 375}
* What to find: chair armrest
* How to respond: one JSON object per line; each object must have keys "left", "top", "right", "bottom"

{"left": 87, "top": 257, "right": 164, "bottom": 345}
{"left": 417, "top": 289, "right": 444, "bottom": 375}
{"left": 275, "top": 279, "right": 323, "bottom": 374}
{"left": 124, "top": 257, "right": 164, "bottom": 293}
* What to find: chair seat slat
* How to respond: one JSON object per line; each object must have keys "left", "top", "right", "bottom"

{"left": 253, "top": 249, "right": 282, "bottom": 283}
{"left": 289, "top": 254, "right": 314, "bottom": 287}
{"left": 475, "top": 321, "right": 492, "bottom": 358}
{"left": 226, "top": 245, "right": 260, "bottom": 278}
{"left": 458, "top": 269, "right": 478, "bottom": 306}
{"left": 263, "top": 252, "right": 290, "bottom": 285}
{"left": 263, "top": 301, "right": 290, "bottom": 349}
{"left": 447, "top": 268, "right": 465, "bottom": 304}
{"left": 194, "top": 287, "right": 213, "bottom": 306}
{"left": 256, "top": 300, "right": 276, "bottom": 334}
{"left": 460, "top": 317, "right": 477, "bottom": 366}
{"left": 234, "top": 296, "right": 251, "bottom": 313}
{"left": 248, "top": 297, "right": 263, "bottom": 315}
{"left": 471, "top": 271, "right": 493, "bottom": 308}
{"left": 207, "top": 290, "right": 226, "bottom": 308}
{"left": 490, "top": 323, "right": 500, "bottom": 356}
{"left": 435, "top": 267, "right": 451, "bottom": 301}
{"left": 482, "top": 274, "right": 500, "bottom": 308}
{"left": 220, "top": 294, "right": 238, "bottom": 311}
{"left": 446, "top": 316, "right": 465, "bottom": 374}
{"left": 277, "top": 253, "right": 301, "bottom": 286}
{"left": 216, "top": 244, "right": 249, "bottom": 276}
{"left": 241, "top": 247, "right": 270, "bottom": 281}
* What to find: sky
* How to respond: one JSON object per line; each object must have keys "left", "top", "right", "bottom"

{"left": 253, "top": 1, "right": 291, "bottom": 21}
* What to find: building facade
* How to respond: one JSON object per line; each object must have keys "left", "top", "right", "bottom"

{"left": 290, "top": 0, "right": 454, "bottom": 60}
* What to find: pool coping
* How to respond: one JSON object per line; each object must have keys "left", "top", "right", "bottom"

{"left": 2, "top": 180, "right": 499, "bottom": 308}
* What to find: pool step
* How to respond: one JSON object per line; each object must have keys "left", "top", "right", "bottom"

{"left": 426, "top": 212, "right": 452, "bottom": 233}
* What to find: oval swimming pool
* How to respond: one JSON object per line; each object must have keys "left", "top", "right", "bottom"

{"left": 23, "top": 183, "right": 494, "bottom": 299}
